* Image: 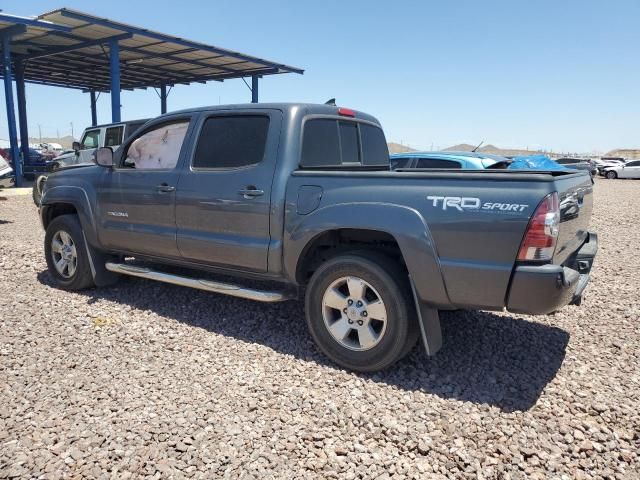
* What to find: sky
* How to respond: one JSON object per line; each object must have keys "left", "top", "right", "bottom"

{"left": 0, "top": 0, "right": 638, "bottom": 153}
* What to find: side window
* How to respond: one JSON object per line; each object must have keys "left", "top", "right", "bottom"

{"left": 415, "top": 158, "right": 462, "bottom": 169}
{"left": 626, "top": 161, "right": 640, "bottom": 167}
{"left": 192, "top": 115, "right": 270, "bottom": 169}
{"left": 81, "top": 130, "right": 100, "bottom": 149}
{"left": 122, "top": 121, "right": 189, "bottom": 170}
{"left": 360, "top": 124, "right": 389, "bottom": 166}
{"left": 104, "top": 126, "right": 124, "bottom": 147}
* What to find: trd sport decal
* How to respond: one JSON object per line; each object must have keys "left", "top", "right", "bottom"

{"left": 427, "top": 196, "right": 529, "bottom": 213}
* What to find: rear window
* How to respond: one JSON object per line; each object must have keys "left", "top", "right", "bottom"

{"left": 415, "top": 158, "right": 462, "bottom": 169}
{"left": 104, "top": 126, "right": 124, "bottom": 147}
{"left": 193, "top": 115, "right": 270, "bottom": 169}
{"left": 301, "top": 118, "right": 388, "bottom": 168}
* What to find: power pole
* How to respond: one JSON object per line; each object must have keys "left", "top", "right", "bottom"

{"left": 70, "top": 122, "right": 74, "bottom": 139}
{"left": 38, "top": 124, "right": 42, "bottom": 142}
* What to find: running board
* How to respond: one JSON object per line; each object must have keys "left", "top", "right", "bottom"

{"left": 105, "top": 262, "right": 295, "bottom": 303}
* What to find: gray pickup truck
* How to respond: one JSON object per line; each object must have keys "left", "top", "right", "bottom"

{"left": 40, "top": 103, "right": 597, "bottom": 372}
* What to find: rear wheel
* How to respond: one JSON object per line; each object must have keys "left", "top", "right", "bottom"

{"left": 606, "top": 170, "right": 617, "bottom": 179}
{"left": 305, "top": 252, "right": 418, "bottom": 372}
{"left": 44, "top": 214, "right": 95, "bottom": 290}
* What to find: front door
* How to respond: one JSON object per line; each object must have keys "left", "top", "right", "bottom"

{"left": 175, "top": 110, "right": 281, "bottom": 272}
{"left": 77, "top": 128, "right": 101, "bottom": 164}
{"left": 619, "top": 160, "right": 640, "bottom": 179}
{"left": 97, "top": 118, "right": 192, "bottom": 258}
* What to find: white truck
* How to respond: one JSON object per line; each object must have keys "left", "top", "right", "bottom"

{"left": 32, "top": 119, "right": 148, "bottom": 205}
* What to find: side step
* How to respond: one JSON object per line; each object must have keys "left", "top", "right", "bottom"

{"left": 105, "top": 262, "right": 295, "bottom": 303}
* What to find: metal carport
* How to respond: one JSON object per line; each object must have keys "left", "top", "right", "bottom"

{"left": 0, "top": 8, "right": 303, "bottom": 186}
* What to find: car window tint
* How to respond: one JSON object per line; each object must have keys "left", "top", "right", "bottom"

{"left": 301, "top": 119, "right": 340, "bottom": 167}
{"left": 193, "top": 115, "right": 270, "bottom": 169}
{"left": 360, "top": 124, "right": 389, "bottom": 166}
{"left": 104, "top": 126, "right": 124, "bottom": 147}
{"left": 627, "top": 161, "right": 640, "bottom": 167}
{"left": 391, "top": 157, "right": 412, "bottom": 169}
{"left": 81, "top": 130, "right": 100, "bottom": 149}
{"left": 123, "top": 121, "right": 189, "bottom": 169}
{"left": 415, "top": 158, "right": 462, "bottom": 169}
{"left": 339, "top": 121, "right": 360, "bottom": 164}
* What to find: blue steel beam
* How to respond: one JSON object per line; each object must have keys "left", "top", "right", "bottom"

{"left": 90, "top": 90, "right": 97, "bottom": 126}
{"left": 22, "top": 33, "right": 132, "bottom": 59}
{"left": 14, "top": 60, "right": 29, "bottom": 172}
{"left": 0, "top": 14, "right": 72, "bottom": 33}
{"left": 1, "top": 34, "right": 22, "bottom": 186}
{"left": 251, "top": 75, "right": 259, "bottom": 103}
{"left": 109, "top": 39, "right": 121, "bottom": 123}
{"left": 160, "top": 83, "right": 167, "bottom": 114}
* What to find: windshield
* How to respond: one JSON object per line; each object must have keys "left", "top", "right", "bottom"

{"left": 81, "top": 130, "right": 100, "bottom": 149}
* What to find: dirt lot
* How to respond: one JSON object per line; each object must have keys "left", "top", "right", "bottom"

{"left": 0, "top": 179, "right": 638, "bottom": 479}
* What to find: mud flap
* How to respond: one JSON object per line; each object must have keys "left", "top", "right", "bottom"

{"left": 82, "top": 233, "right": 120, "bottom": 287}
{"left": 409, "top": 276, "right": 443, "bottom": 355}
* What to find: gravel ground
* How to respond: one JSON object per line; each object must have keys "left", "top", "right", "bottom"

{"left": 0, "top": 178, "right": 638, "bottom": 479}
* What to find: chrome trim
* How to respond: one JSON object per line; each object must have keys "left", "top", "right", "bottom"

{"left": 105, "top": 262, "right": 294, "bottom": 303}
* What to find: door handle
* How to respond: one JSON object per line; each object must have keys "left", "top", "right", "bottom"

{"left": 238, "top": 187, "right": 264, "bottom": 198}
{"left": 157, "top": 183, "right": 175, "bottom": 193}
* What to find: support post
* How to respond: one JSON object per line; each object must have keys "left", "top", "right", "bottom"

{"left": 109, "top": 39, "right": 121, "bottom": 123}
{"left": 15, "top": 60, "right": 29, "bottom": 182}
{"left": 2, "top": 34, "right": 22, "bottom": 187}
{"left": 251, "top": 75, "right": 258, "bottom": 103}
{"left": 160, "top": 82, "right": 167, "bottom": 114}
{"left": 90, "top": 90, "right": 97, "bottom": 127}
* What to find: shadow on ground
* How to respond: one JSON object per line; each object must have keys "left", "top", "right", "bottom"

{"left": 38, "top": 271, "right": 569, "bottom": 412}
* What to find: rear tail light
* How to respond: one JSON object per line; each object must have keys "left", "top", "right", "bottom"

{"left": 517, "top": 192, "right": 560, "bottom": 261}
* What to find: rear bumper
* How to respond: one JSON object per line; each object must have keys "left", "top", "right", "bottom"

{"left": 506, "top": 232, "right": 598, "bottom": 315}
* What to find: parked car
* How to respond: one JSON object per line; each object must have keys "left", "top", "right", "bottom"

{"left": 390, "top": 151, "right": 509, "bottom": 170}
{"left": 594, "top": 157, "right": 625, "bottom": 175}
{"left": 32, "top": 119, "right": 148, "bottom": 205}
{"left": 554, "top": 157, "right": 596, "bottom": 176}
{"left": 601, "top": 160, "right": 640, "bottom": 179}
{"left": 1, "top": 147, "right": 57, "bottom": 180}
{"left": 0, "top": 155, "right": 14, "bottom": 188}
{"left": 40, "top": 103, "right": 597, "bottom": 372}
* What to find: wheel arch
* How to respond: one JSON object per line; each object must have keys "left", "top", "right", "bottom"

{"left": 285, "top": 203, "right": 451, "bottom": 307}
{"left": 41, "top": 185, "right": 98, "bottom": 246}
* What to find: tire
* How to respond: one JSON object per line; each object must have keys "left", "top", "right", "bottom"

{"left": 44, "top": 214, "right": 95, "bottom": 290}
{"left": 32, "top": 174, "right": 48, "bottom": 206}
{"left": 606, "top": 170, "right": 617, "bottom": 179}
{"left": 305, "top": 252, "right": 418, "bottom": 372}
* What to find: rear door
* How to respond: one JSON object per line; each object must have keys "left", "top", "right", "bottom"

{"left": 97, "top": 117, "right": 193, "bottom": 258}
{"left": 175, "top": 109, "right": 281, "bottom": 272}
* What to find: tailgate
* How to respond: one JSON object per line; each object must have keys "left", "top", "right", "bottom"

{"left": 552, "top": 171, "right": 593, "bottom": 265}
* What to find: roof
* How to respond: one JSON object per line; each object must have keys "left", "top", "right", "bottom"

{"left": 0, "top": 8, "right": 303, "bottom": 91}
{"left": 161, "top": 102, "right": 382, "bottom": 124}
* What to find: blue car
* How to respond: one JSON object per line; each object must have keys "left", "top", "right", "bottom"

{"left": 390, "top": 151, "right": 509, "bottom": 170}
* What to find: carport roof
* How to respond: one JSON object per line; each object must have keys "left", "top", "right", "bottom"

{"left": 0, "top": 8, "right": 303, "bottom": 91}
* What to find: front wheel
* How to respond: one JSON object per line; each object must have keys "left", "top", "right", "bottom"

{"left": 44, "top": 214, "right": 95, "bottom": 290}
{"left": 305, "top": 252, "right": 418, "bottom": 372}
{"left": 606, "top": 170, "right": 617, "bottom": 179}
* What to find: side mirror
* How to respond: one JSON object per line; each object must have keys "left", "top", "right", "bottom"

{"left": 96, "top": 147, "right": 114, "bottom": 167}
{"left": 72, "top": 141, "right": 81, "bottom": 152}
